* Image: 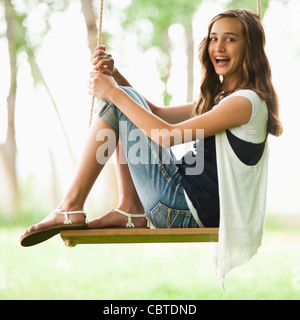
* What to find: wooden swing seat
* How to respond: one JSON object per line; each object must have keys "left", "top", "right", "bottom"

{"left": 60, "top": 227, "right": 219, "bottom": 247}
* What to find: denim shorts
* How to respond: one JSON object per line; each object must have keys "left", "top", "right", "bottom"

{"left": 96, "top": 86, "right": 198, "bottom": 229}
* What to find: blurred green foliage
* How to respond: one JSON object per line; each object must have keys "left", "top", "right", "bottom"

{"left": 227, "top": 0, "right": 270, "bottom": 16}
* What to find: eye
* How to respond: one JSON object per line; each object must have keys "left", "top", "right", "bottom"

{"left": 209, "top": 37, "right": 217, "bottom": 42}
{"left": 227, "top": 37, "right": 236, "bottom": 42}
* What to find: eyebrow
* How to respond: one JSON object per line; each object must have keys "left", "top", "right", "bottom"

{"left": 210, "top": 32, "right": 239, "bottom": 37}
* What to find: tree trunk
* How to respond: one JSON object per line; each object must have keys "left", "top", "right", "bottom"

{"left": 184, "top": 23, "right": 194, "bottom": 102}
{"left": 80, "top": 0, "right": 98, "bottom": 53}
{"left": 0, "top": 0, "right": 19, "bottom": 216}
{"left": 161, "top": 29, "right": 172, "bottom": 105}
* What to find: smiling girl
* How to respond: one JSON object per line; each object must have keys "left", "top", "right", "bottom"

{"left": 20, "top": 8, "right": 282, "bottom": 284}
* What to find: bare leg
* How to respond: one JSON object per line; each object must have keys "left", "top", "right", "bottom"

{"left": 89, "top": 139, "right": 146, "bottom": 228}
{"left": 20, "top": 116, "right": 145, "bottom": 239}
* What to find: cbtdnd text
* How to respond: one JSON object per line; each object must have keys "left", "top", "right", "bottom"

{"left": 147, "top": 304, "right": 197, "bottom": 315}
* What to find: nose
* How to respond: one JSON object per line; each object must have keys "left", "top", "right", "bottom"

{"left": 214, "top": 40, "right": 225, "bottom": 53}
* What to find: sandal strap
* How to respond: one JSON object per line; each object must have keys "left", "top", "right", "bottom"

{"left": 53, "top": 209, "right": 89, "bottom": 225}
{"left": 114, "top": 208, "right": 147, "bottom": 228}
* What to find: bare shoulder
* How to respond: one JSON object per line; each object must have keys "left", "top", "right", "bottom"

{"left": 215, "top": 95, "right": 252, "bottom": 123}
{"left": 217, "top": 95, "right": 252, "bottom": 111}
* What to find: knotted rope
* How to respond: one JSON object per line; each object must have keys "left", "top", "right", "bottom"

{"left": 88, "top": 0, "right": 104, "bottom": 128}
{"left": 257, "top": 0, "right": 261, "bottom": 18}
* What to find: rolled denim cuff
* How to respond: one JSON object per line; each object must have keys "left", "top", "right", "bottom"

{"left": 95, "top": 100, "right": 119, "bottom": 131}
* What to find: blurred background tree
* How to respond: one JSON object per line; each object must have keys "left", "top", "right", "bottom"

{"left": 122, "top": 0, "right": 202, "bottom": 105}
{"left": 0, "top": 0, "right": 115, "bottom": 218}
{"left": 0, "top": 0, "right": 70, "bottom": 217}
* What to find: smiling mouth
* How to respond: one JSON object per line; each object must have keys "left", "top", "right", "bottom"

{"left": 215, "top": 57, "right": 230, "bottom": 66}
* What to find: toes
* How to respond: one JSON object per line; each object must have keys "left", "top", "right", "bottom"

{"left": 27, "top": 224, "right": 38, "bottom": 234}
{"left": 20, "top": 224, "right": 38, "bottom": 240}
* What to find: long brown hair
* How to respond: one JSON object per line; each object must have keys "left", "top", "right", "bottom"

{"left": 193, "top": 9, "right": 283, "bottom": 137}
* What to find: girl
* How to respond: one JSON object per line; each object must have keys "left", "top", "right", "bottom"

{"left": 20, "top": 8, "right": 282, "bottom": 276}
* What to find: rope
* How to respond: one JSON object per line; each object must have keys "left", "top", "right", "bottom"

{"left": 88, "top": 0, "right": 104, "bottom": 128}
{"left": 257, "top": 0, "right": 261, "bottom": 18}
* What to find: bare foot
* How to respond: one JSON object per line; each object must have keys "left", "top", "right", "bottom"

{"left": 20, "top": 208, "right": 87, "bottom": 241}
{"left": 89, "top": 208, "right": 147, "bottom": 229}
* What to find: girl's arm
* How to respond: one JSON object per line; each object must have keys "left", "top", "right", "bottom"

{"left": 111, "top": 67, "right": 194, "bottom": 123}
{"left": 88, "top": 72, "right": 252, "bottom": 148}
{"left": 150, "top": 103, "right": 194, "bottom": 124}
{"left": 112, "top": 68, "right": 194, "bottom": 123}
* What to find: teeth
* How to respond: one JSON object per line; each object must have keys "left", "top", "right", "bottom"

{"left": 215, "top": 57, "right": 230, "bottom": 65}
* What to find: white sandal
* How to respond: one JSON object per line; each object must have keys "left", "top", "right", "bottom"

{"left": 114, "top": 208, "right": 149, "bottom": 228}
{"left": 53, "top": 209, "right": 89, "bottom": 225}
{"left": 20, "top": 209, "right": 89, "bottom": 247}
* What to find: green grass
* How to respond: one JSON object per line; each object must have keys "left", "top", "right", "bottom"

{"left": 0, "top": 216, "right": 299, "bottom": 300}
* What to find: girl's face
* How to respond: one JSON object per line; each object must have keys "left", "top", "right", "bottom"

{"left": 208, "top": 17, "right": 246, "bottom": 90}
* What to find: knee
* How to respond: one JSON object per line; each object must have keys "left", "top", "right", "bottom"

{"left": 119, "top": 86, "right": 151, "bottom": 112}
